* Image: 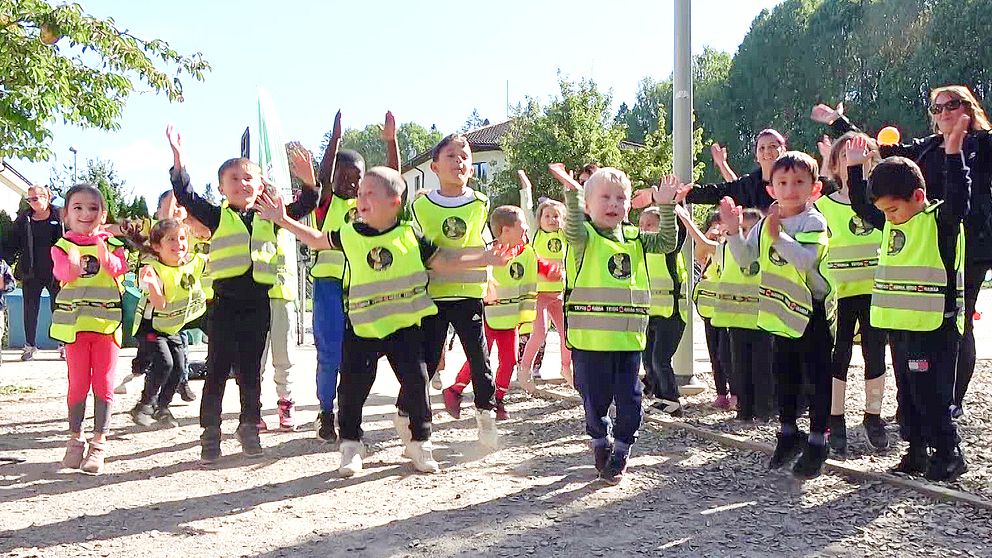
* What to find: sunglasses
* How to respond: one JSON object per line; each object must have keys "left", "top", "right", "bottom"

{"left": 930, "top": 98, "right": 970, "bottom": 115}
{"left": 26, "top": 196, "right": 44, "bottom": 202}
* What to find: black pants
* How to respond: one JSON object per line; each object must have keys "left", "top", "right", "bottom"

{"left": 832, "top": 295, "right": 887, "bottom": 382}
{"left": 643, "top": 315, "right": 684, "bottom": 402}
{"left": 338, "top": 325, "right": 432, "bottom": 442}
{"left": 703, "top": 319, "right": 730, "bottom": 396}
{"left": 422, "top": 299, "right": 495, "bottom": 410}
{"left": 890, "top": 318, "right": 960, "bottom": 456}
{"left": 958, "top": 262, "right": 990, "bottom": 407}
{"left": 729, "top": 327, "right": 775, "bottom": 418}
{"left": 21, "top": 277, "right": 60, "bottom": 347}
{"left": 138, "top": 331, "right": 186, "bottom": 408}
{"left": 772, "top": 305, "right": 833, "bottom": 435}
{"left": 199, "top": 296, "right": 270, "bottom": 429}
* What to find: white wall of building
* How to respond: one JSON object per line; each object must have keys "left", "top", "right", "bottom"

{"left": 403, "top": 149, "right": 505, "bottom": 202}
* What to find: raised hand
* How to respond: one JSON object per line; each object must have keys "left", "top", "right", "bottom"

{"left": 844, "top": 136, "right": 870, "bottom": 166}
{"left": 810, "top": 102, "right": 844, "bottom": 125}
{"left": 718, "top": 196, "right": 742, "bottom": 235}
{"left": 332, "top": 110, "right": 343, "bottom": 140}
{"left": 481, "top": 243, "right": 513, "bottom": 267}
{"left": 287, "top": 142, "right": 316, "bottom": 186}
{"left": 166, "top": 124, "right": 183, "bottom": 168}
{"left": 817, "top": 135, "right": 833, "bottom": 163}
{"left": 64, "top": 245, "right": 82, "bottom": 278}
{"left": 255, "top": 192, "right": 288, "bottom": 224}
{"left": 764, "top": 204, "right": 782, "bottom": 240}
{"left": 382, "top": 111, "right": 397, "bottom": 142}
{"left": 517, "top": 169, "right": 533, "bottom": 191}
{"left": 653, "top": 175, "right": 690, "bottom": 205}
{"left": 710, "top": 143, "right": 729, "bottom": 166}
{"left": 543, "top": 262, "right": 563, "bottom": 282}
{"left": 631, "top": 188, "right": 653, "bottom": 209}
{"left": 548, "top": 163, "right": 580, "bottom": 192}
{"left": 944, "top": 113, "right": 971, "bottom": 155}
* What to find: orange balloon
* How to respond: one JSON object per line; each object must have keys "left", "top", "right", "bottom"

{"left": 877, "top": 126, "right": 901, "bottom": 146}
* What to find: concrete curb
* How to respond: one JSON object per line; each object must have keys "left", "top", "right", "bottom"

{"left": 532, "top": 387, "right": 992, "bottom": 512}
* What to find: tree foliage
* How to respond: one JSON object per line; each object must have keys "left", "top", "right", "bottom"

{"left": 320, "top": 121, "right": 442, "bottom": 169}
{"left": 51, "top": 158, "right": 147, "bottom": 221}
{"left": 459, "top": 109, "right": 488, "bottom": 132}
{"left": 0, "top": 0, "right": 210, "bottom": 161}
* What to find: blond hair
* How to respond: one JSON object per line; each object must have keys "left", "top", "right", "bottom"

{"left": 930, "top": 85, "right": 991, "bottom": 133}
{"left": 489, "top": 205, "right": 525, "bottom": 237}
{"left": 536, "top": 198, "right": 565, "bottom": 223}
{"left": 584, "top": 167, "right": 632, "bottom": 198}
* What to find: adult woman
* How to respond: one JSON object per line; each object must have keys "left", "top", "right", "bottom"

{"left": 812, "top": 85, "right": 992, "bottom": 416}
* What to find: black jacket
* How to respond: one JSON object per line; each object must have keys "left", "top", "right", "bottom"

{"left": 686, "top": 168, "right": 839, "bottom": 213}
{"left": 2, "top": 207, "right": 64, "bottom": 281}
{"left": 831, "top": 115, "right": 992, "bottom": 264}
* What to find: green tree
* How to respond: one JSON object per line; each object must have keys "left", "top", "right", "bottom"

{"left": 459, "top": 108, "right": 488, "bottom": 132}
{"left": 621, "top": 112, "right": 705, "bottom": 190}
{"left": 322, "top": 121, "right": 442, "bottom": 169}
{"left": 0, "top": 0, "right": 210, "bottom": 160}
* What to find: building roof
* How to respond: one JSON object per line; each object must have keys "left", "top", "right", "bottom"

{"left": 0, "top": 159, "right": 32, "bottom": 196}
{"left": 403, "top": 120, "right": 511, "bottom": 172}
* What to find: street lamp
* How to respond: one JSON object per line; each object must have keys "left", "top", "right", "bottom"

{"left": 68, "top": 146, "right": 78, "bottom": 182}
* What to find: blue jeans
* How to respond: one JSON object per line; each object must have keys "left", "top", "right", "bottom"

{"left": 572, "top": 349, "right": 643, "bottom": 447}
{"left": 313, "top": 278, "right": 345, "bottom": 412}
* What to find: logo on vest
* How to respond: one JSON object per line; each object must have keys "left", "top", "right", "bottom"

{"left": 547, "top": 238, "right": 563, "bottom": 253}
{"left": 260, "top": 241, "right": 277, "bottom": 255}
{"left": 180, "top": 273, "right": 196, "bottom": 290}
{"left": 509, "top": 262, "right": 525, "bottom": 279}
{"left": 442, "top": 216, "right": 467, "bottom": 239}
{"left": 849, "top": 215, "right": 875, "bottom": 236}
{"left": 608, "top": 253, "right": 632, "bottom": 279}
{"left": 768, "top": 246, "right": 788, "bottom": 266}
{"left": 367, "top": 247, "right": 393, "bottom": 271}
{"left": 887, "top": 229, "right": 906, "bottom": 256}
{"left": 742, "top": 260, "right": 761, "bottom": 276}
{"left": 80, "top": 255, "right": 100, "bottom": 278}
{"left": 345, "top": 207, "right": 359, "bottom": 224}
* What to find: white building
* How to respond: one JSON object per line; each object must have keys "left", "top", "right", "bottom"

{"left": 402, "top": 120, "right": 509, "bottom": 200}
{"left": 0, "top": 160, "right": 31, "bottom": 217}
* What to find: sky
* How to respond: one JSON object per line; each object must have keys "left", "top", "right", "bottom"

{"left": 11, "top": 0, "right": 783, "bottom": 207}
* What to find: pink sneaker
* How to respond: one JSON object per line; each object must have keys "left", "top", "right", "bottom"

{"left": 277, "top": 399, "right": 295, "bottom": 431}
{"left": 728, "top": 395, "right": 739, "bottom": 410}
{"left": 712, "top": 394, "right": 731, "bottom": 410}
{"left": 257, "top": 419, "right": 269, "bottom": 432}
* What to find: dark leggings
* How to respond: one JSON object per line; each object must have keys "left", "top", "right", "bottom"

{"left": 831, "top": 295, "right": 887, "bottom": 382}
{"left": 138, "top": 331, "right": 186, "bottom": 408}
{"left": 422, "top": 299, "right": 496, "bottom": 410}
{"left": 21, "top": 277, "right": 59, "bottom": 346}
{"left": 957, "top": 262, "right": 990, "bottom": 407}
{"left": 703, "top": 319, "right": 730, "bottom": 396}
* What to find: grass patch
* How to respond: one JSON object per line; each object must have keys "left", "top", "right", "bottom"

{"left": 0, "top": 384, "right": 37, "bottom": 395}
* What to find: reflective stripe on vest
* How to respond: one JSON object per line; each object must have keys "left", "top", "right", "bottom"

{"left": 565, "top": 223, "right": 649, "bottom": 351}
{"left": 192, "top": 241, "right": 213, "bottom": 300}
{"left": 816, "top": 195, "right": 882, "bottom": 298}
{"left": 268, "top": 228, "right": 297, "bottom": 301}
{"left": 50, "top": 238, "right": 123, "bottom": 344}
{"left": 486, "top": 245, "right": 539, "bottom": 329}
{"left": 134, "top": 258, "right": 207, "bottom": 335}
{"left": 711, "top": 242, "right": 760, "bottom": 329}
{"left": 756, "top": 221, "right": 825, "bottom": 338}
{"left": 870, "top": 202, "right": 965, "bottom": 333}
{"left": 412, "top": 191, "right": 489, "bottom": 300}
{"left": 692, "top": 259, "right": 720, "bottom": 319}
{"left": 646, "top": 251, "right": 686, "bottom": 320}
{"left": 206, "top": 202, "right": 278, "bottom": 285}
{"left": 340, "top": 222, "right": 438, "bottom": 338}
{"left": 533, "top": 229, "right": 566, "bottom": 292}
{"left": 311, "top": 195, "right": 357, "bottom": 280}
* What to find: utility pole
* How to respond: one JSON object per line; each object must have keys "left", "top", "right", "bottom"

{"left": 69, "top": 146, "right": 78, "bottom": 182}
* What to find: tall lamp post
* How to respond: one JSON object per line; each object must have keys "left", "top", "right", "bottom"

{"left": 68, "top": 146, "right": 78, "bottom": 182}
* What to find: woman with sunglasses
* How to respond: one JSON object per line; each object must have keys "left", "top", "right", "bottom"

{"left": 1, "top": 185, "right": 65, "bottom": 360}
{"left": 812, "top": 85, "right": 992, "bottom": 418}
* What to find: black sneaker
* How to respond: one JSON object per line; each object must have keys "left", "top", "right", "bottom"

{"left": 891, "top": 446, "right": 929, "bottom": 475}
{"left": 130, "top": 403, "right": 155, "bottom": 427}
{"left": 315, "top": 411, "right": 338, "bottom": 444}
{"left": 828, "top": 415, "right": 847, "bottom": 456}
{"left": 200, "top": 427, "right": 222, "bottom": 463}
{"left": 651, "top": 399, "right": 683, "bottom": 417}
{"left": 792, "top": 442, "right": 829, "bottom": 479}
{"left": 152, "top": 406, "right": 180, "bottom": 428}
{"left": 601, "top": 453, "right": 628, "bottom": 485}
{"left": 925, "top": 449, "right": 967, "bottom": 482}
{"left": 178, "top": 382, "right": 197, "bottom": 403}
{"left": 236, "top": 423, "right": 264, "bottom": 457}
{"left": 862, "top": 413, "right": 889, "bottom": 450}
{"left": 593, "top": 444, "right": 612, "bottom": 473}
{"left": 768, "top": 430, "right": 807, "bottom": 469}
{"left": 950, "top": 404, "right": 964, "bottom": 419}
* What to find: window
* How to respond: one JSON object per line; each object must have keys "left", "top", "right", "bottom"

{"left": 473, "top": 162, "right": 490, "bottom": 183}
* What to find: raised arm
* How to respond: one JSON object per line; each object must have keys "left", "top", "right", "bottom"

{"left": 675, "top": 204, "right": 718, "bottom": 257}
{"left": 845, "top": 136, "right": 886, "bottom": 230}
{"left": 255, "top": 192, "right": 332, "bottom": 250}
{"left": 940, "top": 114, "right": 972, "bottom": 225}
{"left": 640, "top": 175, "right": 688, "bottom": 255}
{"left": 517, "top": 169, "right": 538, "bottom": 230}
{"left": 285, "top": 142, "right": 320, "bottom": 220}
{"left": 549, "top": 163, "right": 588, "bottom": 249}
{"left": 383, "top": 111, "right": 401, "bottom": 172}
{"left": 428, "top": 243, "right": 510, "bottom": 273}
{"left": 166, "top": 124, "right": 221, "bottom": 231}
{"left": 317, "top": 110, "right": 343, "bottom": 207}
{"left": 710, "top": 143, "right": 738, "bottom": 182}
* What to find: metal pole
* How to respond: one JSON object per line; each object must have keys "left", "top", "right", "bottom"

{"left": 69, "top": 146, "right": 78, "bottom": 182}
{"left": 672, "top": 0, "right": 695, "bottom": 382}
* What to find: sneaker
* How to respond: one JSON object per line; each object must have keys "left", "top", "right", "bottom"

{"left": 61, "top": 439, "right": 87, "bottom": 469}
{"left": 152, "top": 406, "right": 179, "bottom": 428}
{"left": 494, "top": 399, "right": 509, "bottom": 421}
{"left": 178, "top": 382, "right": 197, "bottom": 402}
{"left": 130, "top": 403, "right": 156, "bottom": 427}
{"left": 80, "top": 442, "right": 106, "bottom": 475}
{"left": 925, "top": 449, "right": 967, "bottom": 482}
{"left": 277, "top": 399, "right": 295, "bottom": 431}
{"left": 712, "top": 394, "right": 731, "bottom": 410}
{"left": 593, "top": 443, "right": 613, "bottom": 473}
{"left": 476, "top": 409, "right": 499, "bottom": 449}
{"left": 200, "top": 427, "right": 222, "bottom": 463}
{"left": 430, "top": 374, "right": 443, "bottom": 390}
{"left": 58, "top": 345, "right": 66, "bottom": 360}
{"left": 828, "top": 415, "right": 847, "bottom": 456}
{"left": 601, "top": 453, "right": 628, "bottom": 485}
{"left": 338, "top": 440, "right": 364, "bottom": 477}
{"left": 256, "top": 418, "right": 269, "bottom": 432}
{"left": 315, "top": 411, "right": 338, "bottom": 444}
{"left": 394, "top": 411, "right": 413, "bottom": 457}
{"left": 950, "top": 404, "right": 964, "bottom": 419}
{"left": 20, "top": 345, "right": 36, "bottom": 361}
{"left": 792, "top": 441, "right": 829, "bottom": 479}
{"left": 531, "top": 367, "right": 542, "bottom": 381}
{"left": 862, "top": 414, "right": 889, "bottom": 450}
{"left": 677, "top": 375, "right": 706, "bottom": 396}
{"left": 442, "top": 387, "right": 463, "bottom": 419}
{"left": 728, "top": 394, "right": 739, "bottom": 410}
{"left": 236, "top": 423, "right": 264, "bottom": 457}
{"left": 114, "top": 373, "right": 137, "bottom": 395}
{"left": 769, "top": 430, "right": 807, "bottom": 469}
{"left": 892, "top": 446, "right": 929, "bottom": 475}
{"left": 651, "top": 399, "right": 683, "bottom": 417}
{"left": 405, "top": 440, "right": 440, "bottom": 473}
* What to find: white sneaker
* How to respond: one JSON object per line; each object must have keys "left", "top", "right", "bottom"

{"left": 58, "top": 345, "right": 66, "bottom": 360}
{"left": 406, "top": 440, "right": 440, "bottom": 473}
{"left": 430, "top": 374, "right": 443, "bottom": 391}
{"left": 338, "top": 440, "right": 364, "bottom": 477}
{"left": 114, "top": 373, "right": 136, "bottom": 395}
{"left": 678, "top": 375, "right": 706, "bottom": 397}
{"left": 476, "top": 409, "right": 499, "bottom": 449}
{"left": 394, "top": 412, "right": 413, "bottom": 458}
{"left": 20, "top": 345, "right": 36, "bottom": 361}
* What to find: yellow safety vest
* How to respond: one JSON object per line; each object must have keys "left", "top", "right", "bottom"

{"left": 340, "top": 222, "right": 438, "bottom": 338}
{"left": 870, "top": 202, "right": 965, "bottom": 333}
{"left": 692, "top": 258, "right": 720, "bottom": 319}
{"left": 191, "top": 239, "right": 213, "bottom": 301}
{"left": 411, "top": 191, "right": 489, "bottom": 300}
{"left": 486, "top": 245, "right": 538, "bottom": 330}
{"left": 646, "top": 251, "right": 688, "bottom": 320}
{"left": 565, "top": 223, "right": 650, "bottom": 351}
{"left": 711, "top": 241, "right": 760, "bottom": 329}
{"left": 533, "top": 228, "right": 566, "bottom": 292}
{"left": 50, "top": 238, "right": 124, "bottom": 345}
{"left": 311, "top": 195, "right": 357, "bottom": 280}
{"left": 134, "top": 257, "right": 207, "bottom": 335}
{"left": 816, "top": 195, "right": 882, "bottom": 299}
{"left": 267, "top": 228, "right": 297, "bottom": 301}
{"left": 207, "top": 202, "right": 278, "bottom": 285}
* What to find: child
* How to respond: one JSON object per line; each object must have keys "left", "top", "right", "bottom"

{"left": 817, "top": 132, "right": 889, "bottom": 455}
{"left": 447, "top": 206, "right": 561, "bottom": 420}
{"left": 52, "top": 184, "right": 130, "bottom": 475}
{"left": 166, "top": 124, "right": 318, "bottom": 463}
{"left": 412, "top": 134, "right": 500, "bottom": 448}
{"left": 847, "top": 116, "right": 971, "bottom": 481}
{"left": 517, "top": 170, "right": 571, "bottom": 389}
{"left": 638, "top": 206, "right": 689, "bottom": 416}
{"left": 256, "top": 167, "right": 508, "bottom": 475}
{"left": 553, "top": 165, "right": 684, "bottom": 484}
{"left": 0, "top": 260, "right": 16, "bottom": 366}
{"left": 723, "top": 151, "right": 836, "bottom": 479}
{"left": 128, "top": 219, "right": 207, "bottom": 429}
